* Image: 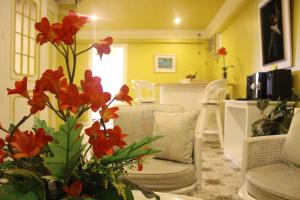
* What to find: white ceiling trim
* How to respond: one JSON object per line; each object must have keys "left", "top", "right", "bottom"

{"left": 77, "top": 29, "right": 206, "bottom": 40}
{"left": 205, "top": 0, "right": 248, "bottom": 38}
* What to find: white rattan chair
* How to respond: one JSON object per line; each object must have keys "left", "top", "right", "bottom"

{"left": 113, "top": 104, "right": 202, "bottom": 196}
{"left": 238, "top": 108, "right": 300, "bottom": 200}
{"left": 131, "top": 80, "right": 156, "bottom": 104}
{"left": 197, "top": 79, "right": 227, "bottom": 147}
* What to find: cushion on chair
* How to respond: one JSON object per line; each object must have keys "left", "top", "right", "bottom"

{"left": 125, "top": 158, "right": 196, "bottom": 191}
{"left": 246, "top": 162, "right": 300, "bottom": 200}
{"left": 114, "top": 104, "right": 184, "bottom": 144}
{"left": 281, "top": 110, "right": 300, "bottom": 167}
{"left": 152, "top": 111, "right": 199, "bottom": 163}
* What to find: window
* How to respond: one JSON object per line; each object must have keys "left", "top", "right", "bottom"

{"left": 14, "top": 0, "right": 39, "bottom": 76}
{"left": 91, "top": 45, "right": 127, "bottom": 122}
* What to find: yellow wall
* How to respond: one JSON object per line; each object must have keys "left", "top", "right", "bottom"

{"left": 58, "top": 39, "right": 211, "bottom": 95}
{"left": 216, "top": 0, "right": 300, "bottom": 98}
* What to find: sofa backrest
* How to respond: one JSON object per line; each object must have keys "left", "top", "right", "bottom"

{"left": 113, "top": 104, "right": 184, "bottom": 144}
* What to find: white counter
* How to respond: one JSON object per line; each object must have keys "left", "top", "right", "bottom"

{"left": 158, "top": 81, "right": 208, "bottom": 111}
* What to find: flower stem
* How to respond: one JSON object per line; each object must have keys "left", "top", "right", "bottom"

{"left": 7, "top": 113, "right": 32, "bottom": 154}
{"left": 46, "top": 100, "right": 65, "bottom": 121}
{"left": 76, "top": 45, "right": 94, "bottom": 57}
{"left": 70, "top": 36, "right": 77, "bottom": 83}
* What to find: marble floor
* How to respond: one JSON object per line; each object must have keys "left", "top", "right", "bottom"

{"left": 196, "top": 142, "right": 242, "bottom": 200}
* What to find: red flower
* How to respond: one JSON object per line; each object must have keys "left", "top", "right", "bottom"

{"left": 28, "top": 91, "right": 49, "bottom": 114}
{"left": 93, "top": 37, "right": 113, "bottom": 59}
{"left": 137, "top": 156, "right": 144, "bottom": 171}
{"left": 107, "top": 125, "right": 127, "bottom": 149}
{"left": 85, "top": 121, "right": 102, "bottom": 143}
{"left": 35, "top": 17, "right": 60, "bottom": 45}
{"left": 0, "top": 138, "right": 6, "bottom": 163}
{"left": 91, "top": 133, "right": 113, "bottom": 159}
{"left": 64, "top": 180, "right": 83, "bottom": 197}
{"left": 81, "top": 70, "right": 102, "bottom": 93}
{"left": 100, "top": 106, "right": 119, "bottom": 123}
{"left": 89, "top": 92, "right": 111, "bottom": 112}
{"left": 37, "top": 66, "right": 65, "bottom": 94}
{"left": 62, "top": 10, "right": 88, "bottom": 36}
{"left": 59, "top": 84, "right": 89, "bottom": 113}
{"left": 7, "top": 77, "right": 29, "bottom": 98}
{"left": 217, "top": 47, "right": 227, "bottom": 56}
{"left": 9, "top": 128, "right": 53, "bottom": 159}
{"left": 115, "top": 84, "right": 132, "bottom": 105}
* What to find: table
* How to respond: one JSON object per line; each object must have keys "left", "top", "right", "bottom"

{"left": 133, "top": 190, "right": 202, "bottom": 200}
{"left": 158, "top": 81, "right": 208, "bottom": 111}
{"left": 223, "top": 100, "right": 294, "bottom": 168}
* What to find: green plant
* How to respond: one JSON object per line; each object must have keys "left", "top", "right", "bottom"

{"left": 252, "top": 95, "right": 298, "bottom": 136}
{"left": 0, "top": 10, "right": 161, "bottom": 200}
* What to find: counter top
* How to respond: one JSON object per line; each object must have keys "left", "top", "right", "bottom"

{"left": 224, "top": 100, "right": 295, "bottom": 106}
{"left": 157, "top": 81, "right": 209, "bottom": 86}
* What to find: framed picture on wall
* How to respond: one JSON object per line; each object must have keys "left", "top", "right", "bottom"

{"left": 154, "top": 54, "right": 176, "bottom": 72}
{"left": 259, "top": 0, "right": 292, "bottom": 69}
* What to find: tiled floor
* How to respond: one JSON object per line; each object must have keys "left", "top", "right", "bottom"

{"left": 196, "top": 142, "right": 242, "bottom": 200}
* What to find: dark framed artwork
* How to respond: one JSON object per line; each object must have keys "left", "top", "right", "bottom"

{"left": 259, "top": 0, "right": 291, "bottom": 69}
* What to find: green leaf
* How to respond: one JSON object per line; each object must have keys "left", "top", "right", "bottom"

{"left": 101, "top": 136, "right": 162, "bottom": 165}
{"left": 33, "top": 118, "right": 55, "bottom": 136}
{"left": 0, "top": 184, "right": 38, "bottom": 200}
{"left": 44, "top": 116, "right": 83, "bottom": 181}
{"left": 1, "top": 169, "right": 46, "bottom": 200}
{"left": 256, "top": 99, "right": 269, "bottom": 112}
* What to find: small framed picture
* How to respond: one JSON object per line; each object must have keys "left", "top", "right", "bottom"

{"left": 259, "top": 0, "right": 292, "bottom": 69}
{"left": 154, "top": 54, "right": 176, "bottom": 72}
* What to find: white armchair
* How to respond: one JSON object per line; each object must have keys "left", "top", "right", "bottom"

{"left": 113, "top": 104, "right": 202, "bottom": 196}
{"left": 239, "top": 108, "right": 300, "bottom": 200}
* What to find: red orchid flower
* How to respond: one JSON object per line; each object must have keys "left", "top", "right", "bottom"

{"left": 89, "top": 91, "right": 111, "bottom": 112}
{"left": 115, "top": 84, "right": 133, "bottom": 105}
{"left": 85, "top": 121, "right": 103, "bottom": 144}
{"left": 91, "top": 133, "right": 113, "bottom": 159}
{"left": 0, "top": 138, "right": 6, "bottom": 163}
{"left": 93, "top": 36, "right": 113, "bottom": 59}
{"left": 9, "top": 128, "right": 53, "bottom": 159}
{"left": 58, "top": 84, "right": 89, "bottom": 113}
{"left": 81, "top": 70, "right": 102, "bottom": 93}
{"left": 28, "top": 91, "right": 49, "bottom": 114}
{"left": 35, "top": 17, "right": 60, "bottom": 45}
{"left": 107, "top": 125, "right": 127, "bottom": 149}
{"left": 52, "top": 22, "right": 75, "bottom": 45}
{"left": 7, "top": 76, "right": 29, "bottom": 98}
{"left": 217, "top": 47, "right": 227, "bottom": 56}
{"left": 100, "top": 106, "right": 119, "bottom": 123}
{"left": 137, "top": 156, "right": 144, "bottom": 171}
{"left": 37, "top": 66, "right": 65, "bottom": 94}
{"left": 62, "top": 10, "right": 88, "bottom": 36}
{"left": 64, "top": 180, "right": 83, "bottom": 197}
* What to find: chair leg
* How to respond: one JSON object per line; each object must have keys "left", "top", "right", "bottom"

{"left": 197, "top": 107, "right": 207, "bottom": 136}
{"left": 215, "top": 108, "right": 224, "bottom": 148}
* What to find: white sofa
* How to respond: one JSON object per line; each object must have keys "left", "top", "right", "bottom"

{"left": 239, "top": 108, "right": 300, "bottom": 200}
{"left": 114, "top": 104, "right": 202, "bottom": 196}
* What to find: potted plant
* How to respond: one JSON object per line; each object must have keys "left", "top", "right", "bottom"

{"left": 0, "top": 10, "right": 160, "bottom": 200}
{"left": 252, "top": 92, "right": 299, "bottom": 137}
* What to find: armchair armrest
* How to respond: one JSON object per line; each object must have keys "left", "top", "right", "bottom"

{"left": 193, "top": 133, "right": 202, "bottom": 192}
{"left": 241, "top": 135, "right": 286, "bottom": 181}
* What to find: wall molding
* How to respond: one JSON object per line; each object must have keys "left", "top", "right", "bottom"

{"left": 77, "top": 29, "right": 205, "bottom": 40}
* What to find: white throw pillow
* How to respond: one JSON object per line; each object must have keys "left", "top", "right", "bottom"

{"left": 281, "top": 108, "right": 300, "bottom": 167}
{"left": 152, "top": 111, "right": 199, "bottom": 163}
{"left": 114, "top": 104, "right": 184, "bottom": 145}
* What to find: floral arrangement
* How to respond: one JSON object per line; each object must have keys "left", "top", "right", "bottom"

{"left": 217, "top": 47, "right": 234, "bottom": 79}
{"left": 0, "top": 10, "right": 160, "bottom": 200}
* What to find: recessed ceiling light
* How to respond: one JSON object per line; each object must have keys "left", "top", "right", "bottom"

{"left": 174, "top": 17, "right": 182, "bottom": 25}
{"left": 90, "top": 15, "right": 99, "bottom": 21}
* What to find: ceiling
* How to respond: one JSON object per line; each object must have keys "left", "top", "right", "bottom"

{"left": 57, "top": 0, "right": 225, "bottom": 30}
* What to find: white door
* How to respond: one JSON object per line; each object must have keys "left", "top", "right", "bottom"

{"left": 0, "top": 0, "right": 57, "bottom": 137}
